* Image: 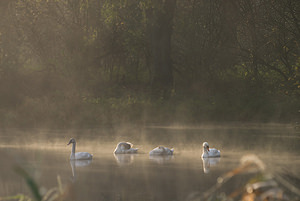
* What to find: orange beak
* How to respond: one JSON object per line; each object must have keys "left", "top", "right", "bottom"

{"left": 207, "top": 147, "right": 210, "bottom": 151}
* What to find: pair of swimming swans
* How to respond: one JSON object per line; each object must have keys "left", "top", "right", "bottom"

{"left": 67, "top": 138, "right": 220, "bottom": 160}
{"left": 114, "top": 142, "right": 174, "bottom": 156}
{"left": 114, "top": 141, "right": 220, "bottom": 157}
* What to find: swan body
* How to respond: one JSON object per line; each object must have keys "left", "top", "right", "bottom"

{"left": 114, "top": 142, "right": 138, "bottom": 154}
{"left": 149, "top": 146, "right": 174, "bottom": 156}
{"left": 67, "top": 138, "right": 93, "bottom": 160}
{"left": 201, "top": 142, "right": 220, "bottom": 158}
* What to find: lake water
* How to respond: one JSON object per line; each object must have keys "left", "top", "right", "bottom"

{"left": 0, "top": 124, "right": 299, "bottom": 201}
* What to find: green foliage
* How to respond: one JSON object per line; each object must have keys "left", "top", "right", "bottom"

{"left": 14, "top": 166, "right": 42, "bottom": 201}
{"left": 0, "top": 0, "right": 299, "bottom": 128}
{"left": 0, "top": 166, "right": 67, "bottom": 201}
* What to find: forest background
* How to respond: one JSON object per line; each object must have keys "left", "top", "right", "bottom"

{"left": 0, "top": 0, "right": 299, "bottom": 128}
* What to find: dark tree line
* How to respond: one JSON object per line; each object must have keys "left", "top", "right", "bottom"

{"left": 0, "top": 0, "right": 299, "bottom": 127}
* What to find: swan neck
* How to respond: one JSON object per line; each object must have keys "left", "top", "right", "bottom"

{"left": 71, "top": 142, "right": 76, "bottom": 155}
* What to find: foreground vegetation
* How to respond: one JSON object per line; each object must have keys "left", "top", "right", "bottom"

{"left": 0, "top": 0, "right": 299, "bottom": 128}
{"left": 2, "top": 155, "right": 300, "bottom": 201}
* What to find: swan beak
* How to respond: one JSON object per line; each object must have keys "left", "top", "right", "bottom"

{"left": 67, "top": 141, "right": 71, "bottom": 145}
{"left": 207, "top": 147, "right": 210, "bottom": 151}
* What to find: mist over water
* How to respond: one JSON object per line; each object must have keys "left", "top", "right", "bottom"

{"left": 0, "top": 125, "right": 299, "bottom": 200}
{"left": 0, "top": 0, "right": 299, "bottom": 200}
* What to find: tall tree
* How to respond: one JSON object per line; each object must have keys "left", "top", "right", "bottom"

{"left": 145, "top": 0, "right": 177, "bottom": 98}
{"left": 236, "top": 0, "right": 300, "bottom": 96}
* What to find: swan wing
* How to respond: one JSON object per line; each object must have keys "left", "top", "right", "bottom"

{"left": 149, "top": 147, "right": 173, "bottom": 155}
{"left": 125, "top": 148, "right": 138, "bottom": 153}
{"left": 209, "top": 148, "right": 220, "bottom": 157}
{"left": 149, "top": 147, "right": 163, "bottom": 155}
{"left": 75, "top": 152, "right": 93, "bottom": 160}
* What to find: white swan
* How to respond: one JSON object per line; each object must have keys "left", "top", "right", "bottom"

{"left": 201, "top": 142, "right": 220, "bottom": 158}
{"left": 114, "top": 142, "right": 138, "bottom": 154}
{"left": 149, "top": 146, "right": 174, "bottom": 155}
{"left": 67, "top": 138, "right": 93, "bottom": 160}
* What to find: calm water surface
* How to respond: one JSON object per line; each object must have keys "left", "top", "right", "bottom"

{"left": 0, "top": 125, "right": 299, "bottom": 200}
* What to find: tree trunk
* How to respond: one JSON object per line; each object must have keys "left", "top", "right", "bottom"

{"left": 146, "top": 0, "right": 176, "bottom": 99}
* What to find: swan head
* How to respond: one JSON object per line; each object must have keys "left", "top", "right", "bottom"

{"left": 67, "top": 138, "right": 76, "bottom": 145}
{"left": 158, "top": 146, "right": 165, "bottom": 151}
{"left": 203, "top": 142, "right": 209, "bottom": 151}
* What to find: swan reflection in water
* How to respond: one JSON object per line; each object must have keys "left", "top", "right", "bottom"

{"left": 202, "top": 157, "right": 220, "bottom": 173}
{"left": 114, "top": 154, "right": 137, "bottom": 166}
{"left": 149, "top": 155, "right": 174, "bottom": 164}
{"left": 70, "top": 159, "right": 92, "bottom": 182}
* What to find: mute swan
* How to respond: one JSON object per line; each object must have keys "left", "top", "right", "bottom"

{"left": 201, "top": 142, "right": 220, "bottom": 158}
{"left": 67, "top": 138, "right": 93, "bottom": 160}
{"left": 114, "top": 142, "right": 138, "bottom": 154}
{"left": 149, "top": 146, "right": 174, "bottom": 155}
